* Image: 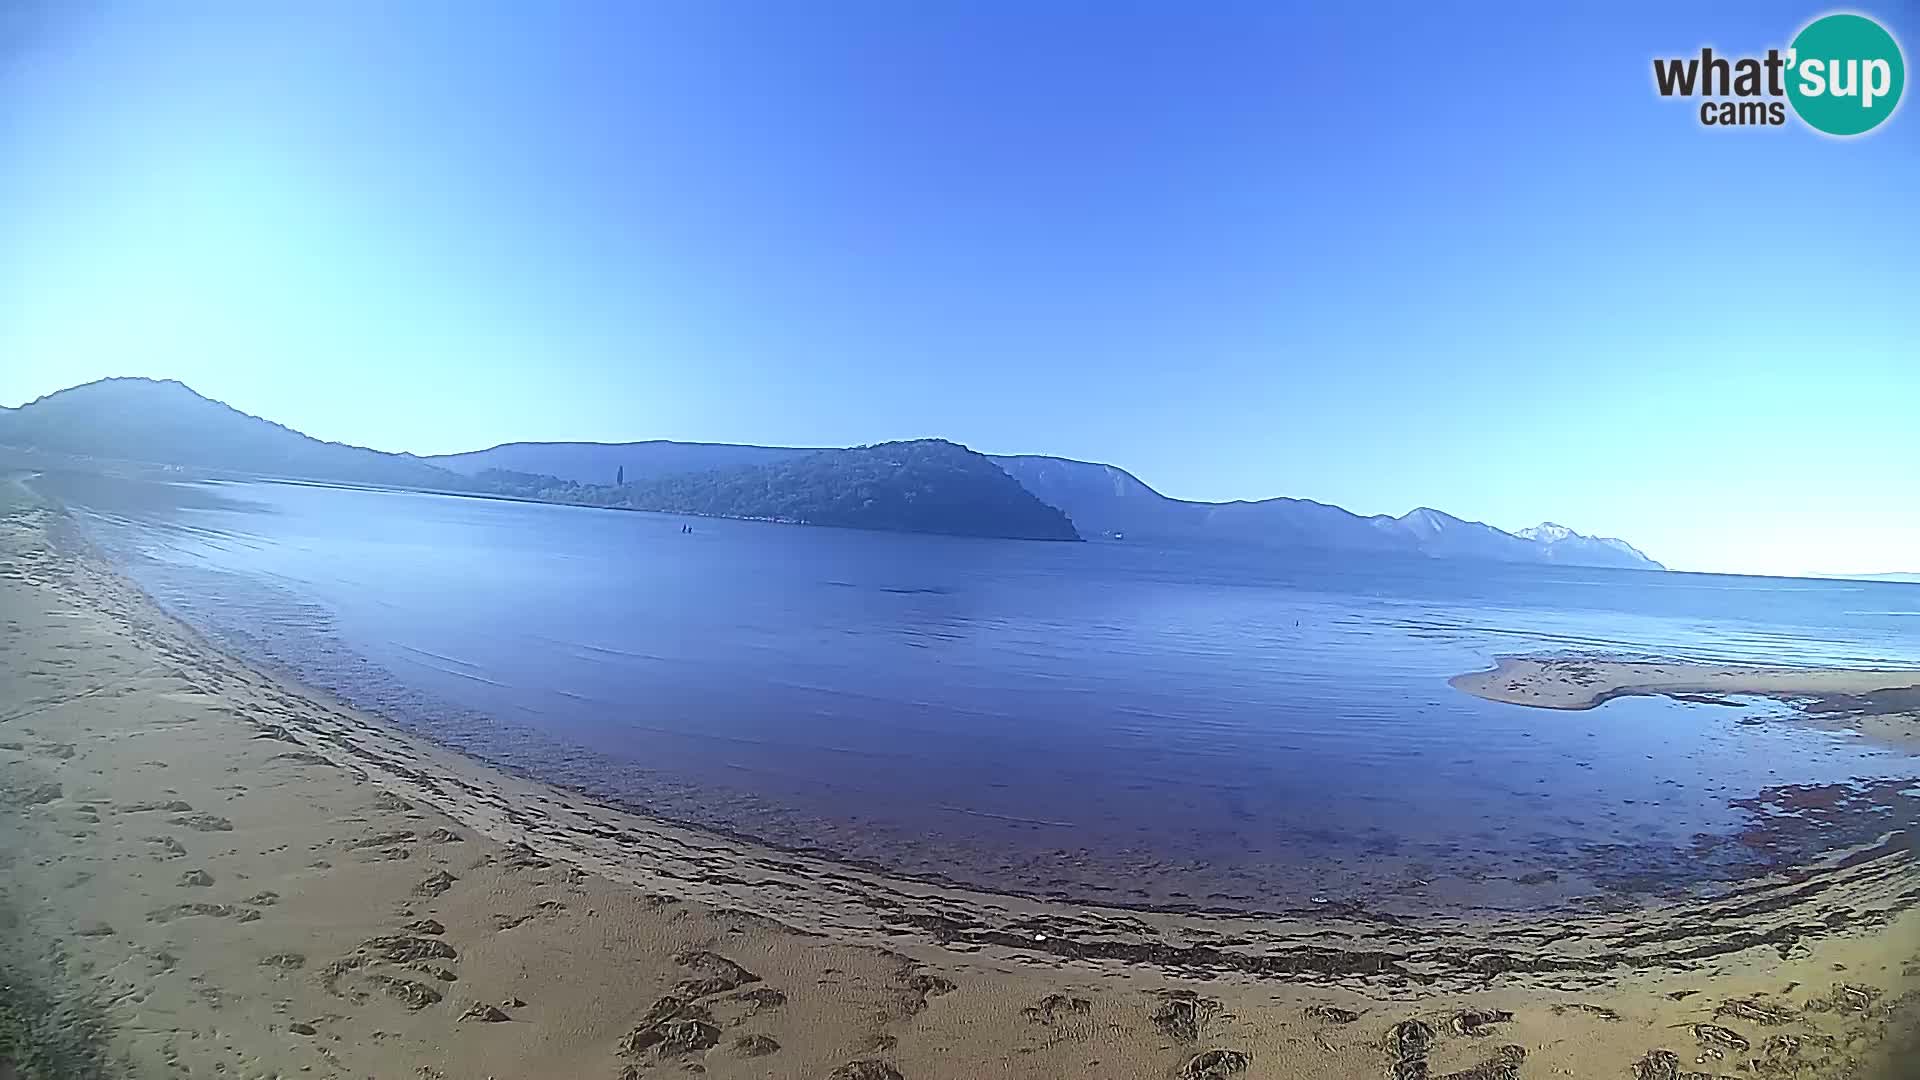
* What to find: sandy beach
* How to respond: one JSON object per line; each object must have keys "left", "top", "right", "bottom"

{"left": 5, "top": 492, "right": 1920, "bottom": 1079}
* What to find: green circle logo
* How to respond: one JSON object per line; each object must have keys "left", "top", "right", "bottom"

{"left": 1787, "top": 13, "right": 1905, "bottom": 136}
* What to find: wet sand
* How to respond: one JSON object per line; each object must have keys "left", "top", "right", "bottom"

{"left": 1452, "top": 657, "right": 1920, "bottom": 749}
{"left": 5, "top": 492, "right": 1920, "bottom": 1079}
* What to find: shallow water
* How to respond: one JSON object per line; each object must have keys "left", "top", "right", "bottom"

{"left": 41, "top": 472, "right": 1920, "bottom": 913}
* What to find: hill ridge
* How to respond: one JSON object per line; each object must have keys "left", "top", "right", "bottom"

{"left": 1, "top": 379, "right": 1660, "bottom": 565}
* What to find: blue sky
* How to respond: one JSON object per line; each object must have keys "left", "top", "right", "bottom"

{"left": 1, "top": 2, "right": 1915, "bottom": 576}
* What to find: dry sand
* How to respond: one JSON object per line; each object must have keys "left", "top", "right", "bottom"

{"left": 4, "top": 493, "right": 1920, "bottom": 1079}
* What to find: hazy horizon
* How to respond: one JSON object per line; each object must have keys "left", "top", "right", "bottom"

{"left": 3, "top": 2, "right": 1914, "bottom": 578}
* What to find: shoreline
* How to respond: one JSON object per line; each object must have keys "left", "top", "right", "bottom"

{"left": 1451, "top": 656, "right": 1920, "bottom": 749}
{"left": 42, "top": 461, "right": 1920, "bottom": 917}
{"left": 5, "top": 496, "right": 1920, "bottom": 1077}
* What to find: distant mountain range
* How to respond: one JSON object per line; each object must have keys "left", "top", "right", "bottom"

{"left": 0, "top": 377, "right": 1662, "bottom": 566}
{"left": 0, "top": 377, "right": 457, "bottom": 489}
{"left": 436, "top": 437, "right": 1662, "bottom": 568}
{"left": 474, "top": 440, "right": 1079, "bottom": 541}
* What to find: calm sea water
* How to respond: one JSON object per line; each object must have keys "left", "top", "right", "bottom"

{"left": 41, "top": 473, "right": 1920, "bottom": 914}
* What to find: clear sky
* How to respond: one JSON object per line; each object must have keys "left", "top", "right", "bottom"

{"left": 2, "top": 2, "right": 1915, "bottom": 577}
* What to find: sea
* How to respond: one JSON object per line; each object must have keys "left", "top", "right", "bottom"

{"left": 36, "top": 471, "right": 1920, "bottom": 915}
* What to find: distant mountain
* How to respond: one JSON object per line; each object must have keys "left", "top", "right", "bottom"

{"left": 1385, "top": 506, "right": 1539, "bottom": 561}
{"left": 432, "top": 439, "right": 1663, "bottom": 568}
{"left": 480, "top": 440, "right": 1082, "bottom": 541}
{"left": 1515, "top": 522, "right": 1661, "bottom": 570}
{"left": 0, "top": 381, "right": 1073, "bottom": 542}
{"left": 992, "top": 455, "right": 1665, "bottom": 569}
{"left": 0, "top": 378, "right": 467, "bottom": 490}
{"left": 2, "top": 379, "right": 1661, "bottom": 563}
{"left": 991, "top": 453, "right": 1402, "bottom": 551}
{"left": 430, "top": 441, "right": 820, "bottom": 486}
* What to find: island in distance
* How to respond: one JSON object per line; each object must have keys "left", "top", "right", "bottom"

{"left": 3, "top": 377, "right": 1660, "bottom": 566}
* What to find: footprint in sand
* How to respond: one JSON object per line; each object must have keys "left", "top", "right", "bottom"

{"left": 672, "top": 949, "right": 760, "bottom": 997}
{"left": 615, "top": 995, "right": 722, "bottom": 1061}
{"left": 1021, "top": 992, "right": 1092, "bottom": 1026}
{"left": 1180, "top": 1049, "right": 1251, "bottom": 1079}
{"left": 1150, "top": 990, "right": 1221, "bottom": 1042}
{"left": 903, "top": 971, "right": 956, "bottom": 1014}
{"left": 1450, "top": 1008, "right": 1513, "bottom": 1037}
{"left": 413, "top": 869, "right": 457, "bottom": 897}
{"left": 827, "top": 1062, "right": 903, "bottom": 1080}
{"left": 459, "top": 1002, "right": 510, "bottom": 1022}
